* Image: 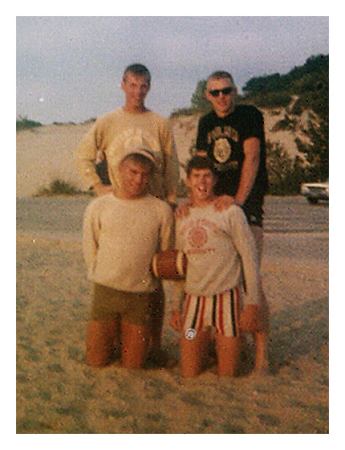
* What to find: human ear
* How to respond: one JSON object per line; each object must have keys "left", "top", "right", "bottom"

{"left": 185, "top": 176, "right": 192, "bottom": 189}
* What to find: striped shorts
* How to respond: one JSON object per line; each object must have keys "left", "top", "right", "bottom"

{"left": 182, "top": 287, "right": 242, "bottom": 338}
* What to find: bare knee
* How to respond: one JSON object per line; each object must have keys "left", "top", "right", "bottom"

{"left": 85, "top": 319, "right": 120, "bottom": 367}
{"left": 216, "top": 335, "right": 241, "bottom": 377}
{"left": 121, "top": 322, "right": 150, "bottom": 370}
{"left": 180, "top": 329, "right": 210, "bottom": 377}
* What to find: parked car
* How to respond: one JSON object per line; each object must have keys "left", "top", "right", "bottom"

{"left": 300, "top": 181, "right": 329, "bottom": 204}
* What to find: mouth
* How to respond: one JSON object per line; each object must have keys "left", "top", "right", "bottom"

{"left": 196, "top": 186, "right": 209, "bottom": 195}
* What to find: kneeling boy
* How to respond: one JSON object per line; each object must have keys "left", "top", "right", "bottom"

{"left": 82, "top": 149, "right": 174, "bottom": 369}
{"left": 171, "top": 156, "right": 262, "bottom": 377}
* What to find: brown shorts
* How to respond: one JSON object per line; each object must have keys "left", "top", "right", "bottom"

{"left": 91, "top": 284, "right": 155, "bottom": 326}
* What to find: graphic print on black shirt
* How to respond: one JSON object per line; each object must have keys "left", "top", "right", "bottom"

{"left": 196, "top": 105, "right": 268, "bottom": 198}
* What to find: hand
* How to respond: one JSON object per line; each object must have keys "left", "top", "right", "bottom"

{"left": 213, "top": 195, "right": 236, "bottom": 212}
{"left": 174, "top": 199, "right": 192, "bottom": 219}
{"left": 240, "top": 305, "right": 262, "bottom": 333}
{"left": 170, "top": 309, "right": 183, "bottom": 332}
{"left": 93, "top": 182, "right": 113, "bottom": 197}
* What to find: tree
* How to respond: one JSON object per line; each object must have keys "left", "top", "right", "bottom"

{"left": 190, "top": 80, "right": 213, "bottom": 114}
{"left": 295, "top": 59, "right": 329, "bottom": 182}
{"left": 295, "top": 113, "right": 329, "bottom": 181}
{"left": 266, "top": 141, "right": 305, "bottom": 195}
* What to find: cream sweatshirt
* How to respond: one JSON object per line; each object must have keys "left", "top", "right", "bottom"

{"left": 83, "top": 194, "right": 174, "bottom": 293}
{"left": 75, "top": 109, "right": 179, "bottom": 203}
{"left": 176, "top": 204, "right": 260, "bottom": 305}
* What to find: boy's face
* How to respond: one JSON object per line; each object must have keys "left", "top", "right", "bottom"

{"left": 186, "top": 168, "right": 217, "bottom": 205}
{"left": 118, "top": 158, "right": 152, "bottom": 199}
{"left": 121, "top": 72, "right": 150, "bottom": 111}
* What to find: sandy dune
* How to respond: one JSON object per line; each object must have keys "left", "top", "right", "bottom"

{"left": 16, "top": 109, "right": 309, "bottom": 198}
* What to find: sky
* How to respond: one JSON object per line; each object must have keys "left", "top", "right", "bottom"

{"left": 16, "top": 16, "right": 329, "bottom": 125}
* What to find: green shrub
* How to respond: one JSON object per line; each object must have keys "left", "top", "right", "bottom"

{"left": 266, "top": 141, "right": 306, "bottom": 195}
{"left": 16, "top": 116, "right": 42, "bottom": 131}
{"left": 34, "top": 179, "right": 88, "bottom": 197}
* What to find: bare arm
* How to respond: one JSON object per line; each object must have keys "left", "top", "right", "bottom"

{"left": 234, "top": 136, "right": 260, "bottom": 206}
{"left": 240, "top": 304, "right": 262, "bottom": 333}
{"left": 162, "top": 123, "right": 180, "bottom": 204}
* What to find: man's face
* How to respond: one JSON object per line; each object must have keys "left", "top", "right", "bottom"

{"left": 186, "top": 168, "right": 217, "bottom": 205}
{"left": 121, "top": 72, "right": 150, "bottom": 111}
{"left": 205, "top": 77, "right": 236, "bottom": 118}
{"left": 118, "top": 158, "right": 152, "bottom": 199}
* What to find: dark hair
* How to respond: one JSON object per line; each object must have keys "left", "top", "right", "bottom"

{"left": 186, "top": 156, "right": 217, "bottom": 178}
{"left": 207, "top": 70, "right": 234, "bottom": 84}
{"left": 123, "top": 63, "right": 151, "bottom": 86}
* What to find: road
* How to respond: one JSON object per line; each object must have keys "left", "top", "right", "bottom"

{"left": 16, "top": 195, "right": 329, "bottom": 269}
{"left": 262, "top": 197, "right": 328, "bottom": 269}
{"left": 263, "top": 196, "right": 329, "bottom": 234}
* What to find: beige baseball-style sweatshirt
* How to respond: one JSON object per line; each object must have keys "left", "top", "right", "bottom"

{"left": 75, "top": 109, "right": 179, "bottom": 203}
{"left": 83, "top": 193, "right": 174, "bottom": 293}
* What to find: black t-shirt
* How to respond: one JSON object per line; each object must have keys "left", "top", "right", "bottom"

{"left": 196, "top": 105, "right": 269, "bottom": 204}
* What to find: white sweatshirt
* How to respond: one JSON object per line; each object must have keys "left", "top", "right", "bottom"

{"left": 176, "top": 203, "right": 260, "bottom": 304}
{"left": 83, "top": 193, "right": 174, "bottom": 293}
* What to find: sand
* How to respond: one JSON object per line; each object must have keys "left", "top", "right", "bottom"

{"left": 16, "top": 225, "right": 328, "bottom": 434}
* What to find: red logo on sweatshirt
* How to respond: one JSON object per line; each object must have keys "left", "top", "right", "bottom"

{"left": 188, "top": 226, "right": 208, "bottom": 249}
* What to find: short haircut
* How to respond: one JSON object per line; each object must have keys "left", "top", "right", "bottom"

{"left": 123, "top": 64, "right": 151, "bottom": 86}
{"left": 207, "top": 71, "right": 235, "bottom": 85}
{"left": 186, "top": 156, "right": 217, "bottom": 178}
{"left": 121, "top": 152, "right": 155, "bottom": 174}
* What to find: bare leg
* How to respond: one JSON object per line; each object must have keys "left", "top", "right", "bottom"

{"left": 251, "top": 225, "right": 270, "bottom": 374}
{"left": 253, "top": 283, "right": 270, "bottom": 374}
{"left": 121, "top": 322, "right": 150, "bottom": 370}
{"left": 216, "top": 334, "right": 241, "bottom": 377}
{"left": 85, "top": 319, "right": 120, "bottom": 367}
{"left": 180, "top": 329, "right": 210, "bottom": 377}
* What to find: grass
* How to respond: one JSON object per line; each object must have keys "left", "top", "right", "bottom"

{"left": 34, "top": 179, "right": 91, "bottom": 197}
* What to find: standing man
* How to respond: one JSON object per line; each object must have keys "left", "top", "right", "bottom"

{"left": 76, "top": 63, "right": 179, "bottom": 361}
{"left": 83, "top": 149, "right": 174, "bottom": 369}
{"left": 75, "top": 63, "right": 179, "bottom": 203}
{"left": 196, "top": 71, "right": 269, "bottom": 374}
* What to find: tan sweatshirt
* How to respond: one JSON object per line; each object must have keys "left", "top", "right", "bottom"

{"left": 83, "top": 194, "right": 174, "bottom": 293}
{"left": 75, "top": 109, "right": 179, "bottom": 203}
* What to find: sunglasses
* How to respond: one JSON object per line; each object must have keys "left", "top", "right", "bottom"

{"left": 208, "top": 87, "right": 234, "bottom": 97}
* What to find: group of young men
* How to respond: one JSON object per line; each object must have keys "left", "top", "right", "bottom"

{"left": 76, "top": 63, "right": 270, "bottom": 377}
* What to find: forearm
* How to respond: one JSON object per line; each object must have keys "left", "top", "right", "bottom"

{"left": 235, "top": 137, "right": 260, "bottom": 206}
{"left": 75, "top": 127, "right": 102, "bottom": 189}
{"left": 160, "top": 123, "right": 179, "bottom": 203}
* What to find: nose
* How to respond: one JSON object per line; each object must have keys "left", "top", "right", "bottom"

{"left": 133, "top": 85, "right": 147, "bottom": 97}
{"left": 198, "top": 176, "right": 208, "bottom": 187}
{"left": 134, "top": 173, "right": 147, "bottom": 185}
